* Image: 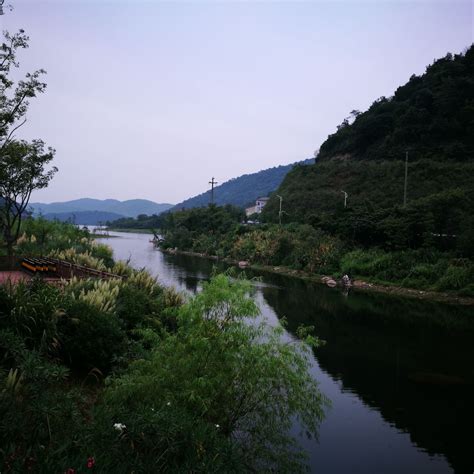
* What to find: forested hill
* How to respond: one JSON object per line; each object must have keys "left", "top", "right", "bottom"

{"left": 318, "top": 46, "right": 474, "bottom": 162}
{"left": 263, "top": 46, "right": 474, "bottom": 252}
{"left": 171, "top": 159, "right": 313, "bottom": 211}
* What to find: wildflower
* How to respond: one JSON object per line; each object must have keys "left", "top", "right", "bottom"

{"left": 113, "top": 422, "right": 126, "bottom": 432}
{"left": 166, "top": 402, "right": 171, "bottom": 406}
{"left": 215, "top": 424, "right": 220, "bottom": 428}
{"left": 86, "top": 457, "right": 95, "bottom": 469}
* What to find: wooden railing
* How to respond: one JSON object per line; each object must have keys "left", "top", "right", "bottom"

{"left": 46, "top": 258, "right": 123, "bottom": 280}
{"left": 0, "top": 256, "right": 123, "bottom": 280}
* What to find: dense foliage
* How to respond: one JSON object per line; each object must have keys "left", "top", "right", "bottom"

{"left": 263, "top": 161, "right": 473, "bottom": 254}
{"left": 110, "top": 204, "right": 245, "bottom": 238}
{"left": 0, "top": 218, "right": 114, "bottom": 270}
{"left": 158, "top": 214, "right": 474, "bottom": 296}
{"left": 0, "top": 219, "right": 326, "bottom": 472}
{"left": 89, "top": 275, "right": 327, "bottom": 472}
{"left": 319, "top": 46, "right": 474, "bottom": 162}
{"left": 108, "top": 212, "right": 167, "bottom": 231}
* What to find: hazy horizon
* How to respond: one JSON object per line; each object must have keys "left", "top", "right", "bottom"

{"left": 1, "top": 0, "right": 472, "bottom": 204}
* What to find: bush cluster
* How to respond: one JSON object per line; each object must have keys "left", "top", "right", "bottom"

{"left": 0, "top": 219, "right": 326, "bottom": 472}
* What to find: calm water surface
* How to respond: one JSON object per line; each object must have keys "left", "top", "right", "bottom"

{"left": 98, "top": 231, "right": 474, "bottom": 474}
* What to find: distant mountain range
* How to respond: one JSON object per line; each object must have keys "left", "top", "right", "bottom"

{"left": 42, "top": 211, "right": 126, "bottom": 225}
{"left": 29, "top": 198, "right": 174, "bottom": 221}
{"left": 171, "top": 159, "right": 314, "bottom": 211}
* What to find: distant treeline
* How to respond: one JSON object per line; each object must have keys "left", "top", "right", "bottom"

{"left": 108, "top": 205, "right": 244, "bottom": 233}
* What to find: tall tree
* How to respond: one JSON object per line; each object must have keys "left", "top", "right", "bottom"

{"left": 0, "top": 30, "right": 47, "bottom": 148}
{"left": 0, "top": 140, "right": 56, "bottom": 259}
{"left": 0, "top": 29, "right": 56, "bottom": 261}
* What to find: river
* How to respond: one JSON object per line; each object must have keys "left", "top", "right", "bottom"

{"left": 97, "top": 230, "right": 474, "bottom": 474}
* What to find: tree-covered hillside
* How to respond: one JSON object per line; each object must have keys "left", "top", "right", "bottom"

{"left": 318, "top": 46, "right": 474, "bottom": 162}
{"left": 263, "top": 46, "right": 474, "bottom": 254}
{"left": 171, "top": 159, "right": 313, "bottom": 211}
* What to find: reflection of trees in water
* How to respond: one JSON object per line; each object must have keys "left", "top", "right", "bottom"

{"left": 160, "top": 253, "right": 473, "bottom": 472}
{"left": 261, "top": 278, "right": 474, "bottom": 474}
{"left": 177, "top": 275, "right": 199, "bottom": 293}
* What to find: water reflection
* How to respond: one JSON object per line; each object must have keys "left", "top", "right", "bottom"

{"left": 258, "top": 277, "right": 473, "bottom": 474}
{"left": 99, "top": 232, "right": 474, "bottom": 473}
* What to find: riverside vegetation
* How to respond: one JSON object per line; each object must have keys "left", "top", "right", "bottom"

{"left": 113, "top": 204, "right": 474, "bottom": 298}
{"left": 0, "top": 28, "right": 321, "bottom": 472}
{"left": 0, "top": 219, "right": 327, "bottom": 473}
{"left": 111, "top": 47, "right": 474, "bottom": 298}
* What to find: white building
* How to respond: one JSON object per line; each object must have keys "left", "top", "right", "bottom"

{"left": 245, "top": 197, "right": 269, "bottom": 217}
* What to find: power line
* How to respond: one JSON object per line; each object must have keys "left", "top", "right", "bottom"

{"left": 209, "top": 177, "right": 218, "bottom": 205}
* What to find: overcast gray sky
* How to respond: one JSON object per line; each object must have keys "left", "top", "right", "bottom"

{"left": 1, "top": 0, "right": 472, "bottom": 204}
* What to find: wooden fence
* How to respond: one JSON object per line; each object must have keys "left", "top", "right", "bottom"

{"left": 47, "top": 258, "right": 123, "bottom": 280}
{"left": 0, "top": 256, "right": 123, "bottom": 280}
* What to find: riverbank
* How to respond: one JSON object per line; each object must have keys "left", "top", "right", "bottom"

{"left": 90, "top": 233, "right": 120, "bottom": 238}
{"left": 106, "top": 227, "right": 153, "bottom": 234}
{"left": 161, "top": 247, "right": 474, "bottom": 306}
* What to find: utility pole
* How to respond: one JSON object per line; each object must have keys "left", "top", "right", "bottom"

{"left": 209, "top": 177, "right": 218, "bottom": 205}
{"left": 341, "top": 190, "right": 348, "bottom": 208}
{"left": 276, "top": 194, "right": 283, "bottom": 225}
{"left": 403, "top": 150, "right": 408, "bottom": 207}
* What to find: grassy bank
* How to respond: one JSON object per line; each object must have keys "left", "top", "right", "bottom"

{"left": 161, "top": 247, "right": 474, "bottom": 306}
{"left": 145, "top": 205, "right": 473, "bottom": 301}
{"left": 161, "top": 229, "right": 474, "bottom": 296}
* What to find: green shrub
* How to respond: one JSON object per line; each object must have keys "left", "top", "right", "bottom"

{"left": 340, "top": 249, "right": 390, "bottom": 277}
{"left": 88, "top": 275, "right": 328, "bottom": 472}
{"left": 0, "top": 280, "right": 62, "bottom": 353}
{"left": 91, "top": 242, "right": 114, "bottom": 268}
{"left": 88, "top": 395, "right": 237, "bottom": 473}
{"left": 436, "top": 265, "right": 471, "bottom": 291}
{"left": 58, "top": 299, "right": 126, "bottom": 372}
{"left": 0, "top": 331, "right": 85, "bottom": 473}
{"left": 0, "top": 286, "right": 13, "bottom": 318}
{"left": 17, "top": 218, "right": 93, "bottom": 256}
{"left": 115, "top": 284, "right": 163, "bottom": 331}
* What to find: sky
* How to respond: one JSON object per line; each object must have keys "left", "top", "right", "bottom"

{"left": 1, "top": 0, "right": 472, "bottom": 204}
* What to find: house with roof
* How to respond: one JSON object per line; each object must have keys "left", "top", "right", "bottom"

{"left": 245, "top": 197, "right": 269, "bottom": 217}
